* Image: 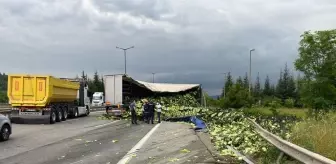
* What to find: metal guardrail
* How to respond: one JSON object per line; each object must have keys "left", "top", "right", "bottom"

{"left": 0, "top": 104, "right": 11, "bottom": 112}
{"left": 248, "top": 118, "right": 336, "bottom": 164}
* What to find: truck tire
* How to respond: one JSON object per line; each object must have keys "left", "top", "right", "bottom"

{"left": 62, "top": 106, "right": 68, "bottom": 121}
{"left": 85, "top": 106, "right": 90, "bottom": 116}
{"left": 74, "top": 109, "right": 79, "bottom": 118}
{"left": 0, "top": 124, "right": 10, "bottom": 141}
{"left": 50, "top": 109, "right": 56, "bottom": 124}
{"left": 56, "top": 108, "right": 63, "bottom": 122}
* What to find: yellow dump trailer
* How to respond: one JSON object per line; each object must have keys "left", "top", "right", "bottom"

{"left": 8, "top": 74, "right": 91, "bottom": 124}
{"left": 8, "top": 74, "right": 80, "bottom": 107}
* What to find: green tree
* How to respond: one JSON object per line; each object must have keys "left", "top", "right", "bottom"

{"left": 88, "top": 71, "right": 105, "bottom": 95}
{"left": 0, "top": 73, "right": 8, "bottom": 91}
{"left": 263, "top": 75, "right": 272, "bottom": 96}
{"left": 294, "top": 74, "right": 303, "bottom": 107}
{"left": 276, "top": 70, "right": 282, "bottom": 97}
{"left": 100, "top": 75, "right": 105, "bottom": 92}
{"left": 287, "top": 74, "right": 297, "bottom": 99}
{"left": 274, "top": 64, "right": 298, "bottom": 104}
{"left": 276, "top": 69, "right": 286, "bottom": 103}
{"left": 243, "top": 72, "right": 249, "bottom": 89}
{"left": 0, "top": 73, "right": 8, "bottom": 103}
{"left": 270, "top": 84, "right": 276, "bottom": 96}
{"left": 282, "top": 63, "right": 297, "bottom": 99}
{"left": 223, "top": 83, "right": 252, "bottom": 109}
{"left": 253, "top": 72, "right": 262, "bottom": 101}
{"left": 294, "top": 29, "right": 336, "bottom": 113}
{"left": 222, "top": 72, "right": 234, "bottom": 97}
{"left": 282, "top": 64, "right": 290, "bottom": 99}
{"left": 236, "top": 76, "right": 244, "bottom": 87}
{"left": 204, "top": 92, "right": 221, "bottom": 107}
{"left": 93, "top": 71, "right": 100, "bottom": 86}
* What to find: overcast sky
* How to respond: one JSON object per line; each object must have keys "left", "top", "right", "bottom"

{"left": 0, "top": 0, "right": 336, "bottom": 95}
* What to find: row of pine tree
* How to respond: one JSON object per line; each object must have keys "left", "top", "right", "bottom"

{"left": 218, "top": 63, "right": 302, "bottom": 108}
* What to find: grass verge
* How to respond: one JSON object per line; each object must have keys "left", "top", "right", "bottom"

{"left": 290, "top": 112, "right": 336, "bottom": 160}
{"left": 244, "top": 107, "right": 308, "bottom": 119}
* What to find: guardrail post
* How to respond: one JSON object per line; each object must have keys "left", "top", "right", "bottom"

{"left": 276, "top": 152, "right": 284, "bottom": 164}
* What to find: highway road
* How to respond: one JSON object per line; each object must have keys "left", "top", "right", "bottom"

{"left": 0, "top": 111, "right": 156, "bottom": 164}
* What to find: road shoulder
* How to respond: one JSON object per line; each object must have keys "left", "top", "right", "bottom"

{"left": 128, "top": 122, "right": 218, "bottom": 164}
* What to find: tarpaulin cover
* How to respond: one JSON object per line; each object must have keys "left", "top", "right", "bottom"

{"left": 135, "top": 80, "right": 200, "bottom": 93}
{"left": 164, "top": 116, "right": 207, "bottom": 130}
{"left": 190, "top": 116, "right": 207, "bottom": 130}
{"left": 122, "top": 75, "right": 201, "bottom": 93}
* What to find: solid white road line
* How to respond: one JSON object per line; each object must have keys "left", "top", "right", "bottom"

{"left": 117, "top": 123, "right": 161, "bottom": 164}
{"left": 69, "top": 160, "right": 83, "bottom": 164}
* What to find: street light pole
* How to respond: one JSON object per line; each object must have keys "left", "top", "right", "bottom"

{"left": 116, "top": 46, "right": 135, "bottom": 75}
{"left": 124, "top": 50, "right": 126, "bottom": 75}
{"left": 249, "top": 49, "right": 255, "bottom": 94}
{"left": 152, "top": 73, "right": 155, "bottom": 83}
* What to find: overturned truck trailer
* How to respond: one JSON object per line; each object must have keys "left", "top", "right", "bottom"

{"left": 103, "top": 74, "right": 202, "bottom": 116}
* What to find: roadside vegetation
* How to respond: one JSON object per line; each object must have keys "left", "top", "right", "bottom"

{"left": 0, "top": 73, "right": 8, "bottom": 103}
{"left": 243, "top": 107, "right": 308, "bottom": 119}
{"left": 290, "top": 113, "right": 336, "bottom": 160}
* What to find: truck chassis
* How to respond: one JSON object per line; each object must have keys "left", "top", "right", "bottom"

{"left": 10, "top": 103, "right": 90, "bottom": 124}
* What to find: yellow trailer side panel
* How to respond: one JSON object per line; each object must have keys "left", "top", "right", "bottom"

{"left": 7, "top": 74, "right": 79, "bottom": 107}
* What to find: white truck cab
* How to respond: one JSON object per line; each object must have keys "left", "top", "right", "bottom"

{"left": 92, "top": 92, "right": 104, "bottom": 106}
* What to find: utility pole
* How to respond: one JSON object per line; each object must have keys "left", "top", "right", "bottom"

{"left": 249, "top": 49, "right": 255, "bottom": 95}
{"left": 152, "top": 73, "right": 155, "bottom": 83}
{"left": 116, "top": 46, "right": 135, "bottom": 75}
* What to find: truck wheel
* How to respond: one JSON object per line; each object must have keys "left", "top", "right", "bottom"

{"left": 0, "top": 124, "right": 10, "bottom": 141}
{"left": 50, "top": 110, "right": 56, "bottom": 124}
{"left": 62, "top": 107, "right": 68, "bottom": 121}
{"left": 85, "top": 106, "right": 90, "bottom": 116}
{"left": 56, "top": 108, "right": 62, "bottom": 122}
{"left": 74, "top": 109, "right": 78, "bottom": 118}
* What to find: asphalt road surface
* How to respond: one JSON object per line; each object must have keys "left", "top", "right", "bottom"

{"left": 0, "top": 111, "right": 155, "bottom": 164}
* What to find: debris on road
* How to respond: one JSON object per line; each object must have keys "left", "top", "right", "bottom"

{"left": 180, "top": 149, "right": 191, "bottom": 153}
{"left": 127, "top": 122, "right": 217, "bottom": 164}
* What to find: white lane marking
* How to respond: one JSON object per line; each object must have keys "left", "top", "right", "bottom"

{"left": 117, "top": 123, "right": 161, "bottom": 164}
{"left": 69, "top": 160, "right": 83, "bottom": 164}
{"left": 66, "top": 118, "right": 79, "bottom": 122}
{"left": 94, "top": 120, "right": 120, "bottom": 128}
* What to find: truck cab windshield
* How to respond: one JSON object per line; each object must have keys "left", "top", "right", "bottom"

{"left": 93, "top": 96, "right": 102, "bottom": 100}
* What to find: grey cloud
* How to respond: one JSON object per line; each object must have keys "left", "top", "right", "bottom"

{"left": 0, "top": 0, "right": 336, "bottom": 95}
{"left": 95, "top": 0, "right": 172, "bottom": 21}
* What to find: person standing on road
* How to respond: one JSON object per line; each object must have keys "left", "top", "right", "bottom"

{"left": 143, "top": 99, "right": 149, "bottom": 123}
{"left": 129, "top": 100, "right": 137, "bottom": 125}
{"left": 156, "top": 102, "right": 162, "bottom": 123}
{"left": 141, "top": 101, "right": 145, "bottom": 121}
{"left": 148, "top": 101, "right": 155, "bottom": 124}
